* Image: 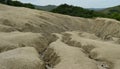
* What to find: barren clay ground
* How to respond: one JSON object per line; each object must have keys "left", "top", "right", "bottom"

{"left": 0, "top": 4, "right": 120, "bottom": 69}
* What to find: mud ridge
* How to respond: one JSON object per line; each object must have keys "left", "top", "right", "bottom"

{"left": 61, "top": 32, "right": 111, "bottom": 69}
{"left": 39, "top": 34, "right": 60, "bottom": 69}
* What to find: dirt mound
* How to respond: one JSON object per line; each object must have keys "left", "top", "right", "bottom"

{"left": 0, "top": 4, "right": 93, "bottom": 33}
{"left": 62, "top": 31, "right": 120, "bottom": 69}
{"left": 0, "top": 47, "right": 45, "bottom": 69}
{"left": 0, "top": 32, "right": 54, "bottom": 53}
{"left": 48, "top": 34, "right": 98, "bottom": 69}
{"left": 91, "top": 18, "right": 120, "bottom": 38}
{"left": 0, "top": 4, "right": 120, "bottom": 38}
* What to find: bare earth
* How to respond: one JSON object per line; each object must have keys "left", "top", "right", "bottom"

{"left": 0, "top": 4, "right": 120, "bottom": 69}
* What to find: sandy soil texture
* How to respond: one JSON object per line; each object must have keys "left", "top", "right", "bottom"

{"left": 0, "top": 4, "right": 120, "bottom": 69}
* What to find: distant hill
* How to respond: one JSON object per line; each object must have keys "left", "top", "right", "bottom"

{"left": 35, "top": 5, "right": 57, "bottom": 11}
{"left": 102, "top": 5, "right": 120, "bottom": 13}
{"left": 87, "top": 8, "right": 105, "bottom": 11}
{"left": 100, "top": 5, "right": 120, "bottom": 20}
{"left": 51, "top": 4, "right": 107, "bottom": 18}
{"left": 51, "top": 4, "right": 120, "bottom": 20}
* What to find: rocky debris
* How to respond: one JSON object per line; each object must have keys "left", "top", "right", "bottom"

{"left": 90, "top": 47, "right": 120, "bottom": 69}
{"left": 97, "top": 61, "right": 110, "bottom": 69}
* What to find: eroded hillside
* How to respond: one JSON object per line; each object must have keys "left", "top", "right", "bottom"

{"left": 0, "top": 4, "right": 120, "bottom": 69}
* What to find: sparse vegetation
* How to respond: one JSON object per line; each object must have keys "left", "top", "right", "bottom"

{"left": 0, "top": 0, "right": 35, "bottom": 9}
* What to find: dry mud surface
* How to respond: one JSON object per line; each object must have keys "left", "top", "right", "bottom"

{"left": 0, "top": 4, "right": 120, "bottom": 69}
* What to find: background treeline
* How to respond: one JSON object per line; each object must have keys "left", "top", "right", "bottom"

{"left": 51, "top": 4, "right": 107, "bottom": 18}
{"left": 0, "top": 0, "right": 35, "bottom": 9}
{"left": 51, "top": 4, "right": 120, "bottom": 21}
{"left": 102, "top": 5, "right": 120, "bottom": 20}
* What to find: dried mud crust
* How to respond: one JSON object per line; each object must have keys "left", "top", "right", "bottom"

{"left": 61, "top": 32, "right": 111, "bottom": 69}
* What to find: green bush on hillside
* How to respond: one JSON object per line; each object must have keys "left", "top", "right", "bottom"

{"left": 51, "top": 4, "right": 120, "bottom": 21}
{"left": 0, "top": 0, "right": 35, "bottom": 9}
{"left": 51, "top": 4, "right": 106, "bottom": 18}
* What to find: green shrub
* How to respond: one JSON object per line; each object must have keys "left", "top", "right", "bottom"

{"left": 0, "top": 0, "right": 35, "bottom": 9}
